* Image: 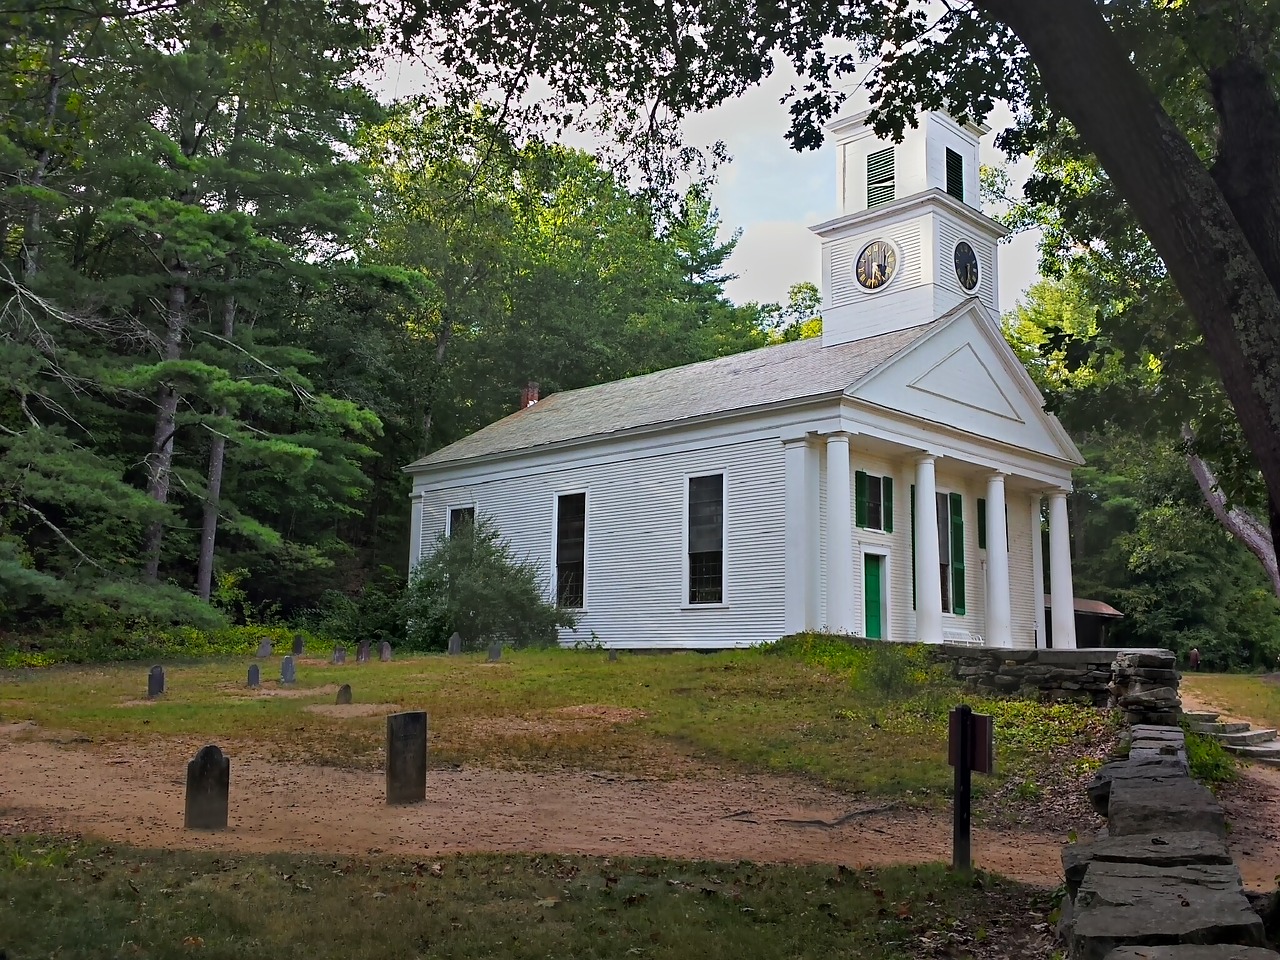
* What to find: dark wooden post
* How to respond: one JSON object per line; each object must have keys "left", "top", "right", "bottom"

{"left": 952, "top": 704, "right": 973, "bottom": 873}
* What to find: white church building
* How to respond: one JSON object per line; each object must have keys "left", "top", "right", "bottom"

{"left": 404, "top": 110, "right": 1084, "bottom": 650}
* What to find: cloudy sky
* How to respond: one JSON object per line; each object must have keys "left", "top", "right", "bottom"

{"left": 373, "top": 61, "right": 1042, "bottom": 315}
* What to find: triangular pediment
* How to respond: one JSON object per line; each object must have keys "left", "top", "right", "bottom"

{"left": 908, "top": 343, "right": 1023, "bottom": 423}
{"left": 848, "top": 302, "right": 1083, "bottom": 464}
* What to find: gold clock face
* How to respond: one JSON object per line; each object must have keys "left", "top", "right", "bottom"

{"left": 855, "top": 239, "right": 897, "bottom": 290}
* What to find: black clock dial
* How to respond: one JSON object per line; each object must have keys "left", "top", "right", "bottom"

{"left": 855, "top": 239, "right": 898, "bottom": 290}
{"left": 954, "top": 241, "right": 979, "bottom": 291}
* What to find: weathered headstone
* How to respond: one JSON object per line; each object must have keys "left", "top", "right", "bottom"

{"left": 487, "top": 642, "right": 501, "bottom": 663}
{"left": 379, "top": 641, "right": 392, "bottom": 662}
{"left": 357, "top": 640, "right": 371, "bottom": 664}
{"left": 281, "top": 655, "right": 296, "bottom": 685}
{"left": 256, "top": 638, "right": 272, "bottom": 658}
{"left": 385, "top": 711, "right": 428, "bottom": 805}
{"left": 292, "top": 633, "right": 304, "bottom": 657}
{"left": 147, "top": 665, "right": 165, "bottom": 699}
{"left": 608, "top": 649, "right": 618, "bottom": 662}
{"left": 247, "top": 664, "right": 260, "bottom": 688}
{"left": 447, "top": 632, "right": 463, "bottom": 656}
{"left": 184, "top": 744, "right": 230, "bottom": 830}
{"left": 336, "top": 683, "right": 352, "bottom": 705}
{"left": 331, "top": 645, "right": 346, "bottom": 665}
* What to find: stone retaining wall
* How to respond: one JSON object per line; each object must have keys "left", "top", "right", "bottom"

{"left": 1060, "top": 725, "right": 1279, "bottom": 959}
{"left": 934, "top": 646, "right": 1181, "bottom": 716}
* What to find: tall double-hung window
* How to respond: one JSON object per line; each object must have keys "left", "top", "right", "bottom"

{"left": 687, "top": 474, "right": 725, "bottom": 604}
{"left": 555, "top": 493, "right": 587, "bottom": 609}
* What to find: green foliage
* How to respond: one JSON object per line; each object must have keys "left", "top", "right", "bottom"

{"left": 0, "top": 625, "right": 326, "bottom": 669}
{"left": 767, "top": 633, "right": 949, "bottom": 701}
{"left": 1180, "top": 723, "right": 1239, "bottom": 786}
{"left": 403, "top": 516, "right": 578, "bottom": 650}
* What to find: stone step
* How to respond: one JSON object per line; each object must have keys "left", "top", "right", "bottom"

{"left": 1191, "top": 721, "right": 1250, "bottom": 735}
{"left": 1181, "top": 710, "right": 1221, "bottom": 723}
{"left": 1225, "top": 741, "right": 1280, "bottom": 760}
{"left": 1215, "top": 728, "right": 1279, "bottom": 746}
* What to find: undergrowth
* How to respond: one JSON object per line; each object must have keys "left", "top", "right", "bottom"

{"left": 1180, "top": 722, "right": 1239, "bottom": 785}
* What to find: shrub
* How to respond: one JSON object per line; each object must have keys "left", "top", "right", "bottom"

{"left": 402, "top": 515, "right": 579, "bottom": 650}
{"left": 765, "top": 632, "right": 949, "bottom": 701}
{"left": 0, "top": 625, "right": 328, "bottom": 669}
{"left": 1180, "top": 722, "right": 1238, "bottom": 785}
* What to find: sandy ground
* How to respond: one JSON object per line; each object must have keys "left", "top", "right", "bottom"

{"left": 0, "top": 725, "right": 1069, "bottom": 885}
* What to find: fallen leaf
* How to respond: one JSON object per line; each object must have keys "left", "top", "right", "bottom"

{"left": 536, "top": 897, "right": 560, "bottom": 908}
{"left": 182, "top": 936, "right": 204, "bottom": 949}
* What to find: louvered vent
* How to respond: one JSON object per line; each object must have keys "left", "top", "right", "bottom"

{"left": 945, "top": 148, "right": 964, "bottom": 201}
{"left": 866, "top": 147, "right": 895, "bottom": 208}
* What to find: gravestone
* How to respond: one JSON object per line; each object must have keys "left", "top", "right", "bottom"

{"left": 331, "top": 645, "right": 346, "bottom": 665}
{"left": 184, "top": 744, "right": 230, "bottom": 830}
{"left": 336, "top": 683, "right": 352, "bottom": 705}
{"left": 281, "top": 655, "right": 296, "bottom": 685}
{"left": 379, "top": 641, "right": 392, "bottom": 662}
{"left": 357, "top": 640, "right": 371, "bottom": 664}
{"left": 292, "top": 633, "right": 304, "bottom": 657}
{"left": 147, "top": 665, "right": 165, "bottom": 699}
{"left": 385, "top": 711, "right": 428, "bottom": 805}
{"left": 487, "top": 642, "right": 501, "bottom": 663}
{"left": 256, "top": 638, "right": 272, "bottom": 658}
{"left": 608, "top": 649, "right": 618, "bottom": 662}
{"left": 447, "top": 632, "right": 463, "bottom": 656}
{"left": 247, "top": 664, "right": 260, "bottom": 688}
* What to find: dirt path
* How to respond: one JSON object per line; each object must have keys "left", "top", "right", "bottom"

{"left": 0, "top": 730, "right": 1069, "bottom": 886}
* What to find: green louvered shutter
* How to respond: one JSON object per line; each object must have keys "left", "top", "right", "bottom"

{"left": 950, "top": 491, "right": 965, "bottom": 615}
{"left": 977, "top": 498, "right": 987, "bottom": 549}
{"left": 855, "top": 470, "right": 868, "bottom": 528}
{"left": 883, "top": 477, "right": 894, "bottom": 533}
{"left": 867, "top": 147, "right": 895, "bottom": 208}
{"left": 910, "top": 484, "right": 916, "bottom": 609}
{"left": 945, "top": 148, "right": 964, "bottom": 201}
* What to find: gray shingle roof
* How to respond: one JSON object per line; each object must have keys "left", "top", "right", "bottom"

{"left": 406, "top": 320, "right": 942, "bottom": 471}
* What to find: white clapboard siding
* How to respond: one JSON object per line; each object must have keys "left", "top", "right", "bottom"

{"left": 417, "top": 434, "right": 786, "bottom": 648}
{"left": 1007, "top": 490, "right": 1039, "bottom": 649}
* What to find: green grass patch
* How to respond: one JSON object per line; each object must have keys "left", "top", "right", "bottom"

{"left": 1182, "top": 673, "right": 1280, "bottom": 731}
{"left": 1, "top": 642, "right": 1114, "bottom": 808}
{"left": 0, "top": 625, "right": 330, "bottom": 669}
{"left": 0, "top": 836, "right": 1057, "bottom": 960}
{"left": 1179, "top": 722, "right": 1239, "bottom": 786}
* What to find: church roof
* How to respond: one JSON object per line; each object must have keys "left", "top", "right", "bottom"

{"left": 406, "top": 318, "right": 943, "bottom": 471}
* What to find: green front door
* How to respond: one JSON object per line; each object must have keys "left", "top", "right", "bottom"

{"left": 864, "top": 554, "right": 884, "bottom": 640}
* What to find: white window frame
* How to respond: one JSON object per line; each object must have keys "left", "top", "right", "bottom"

{"left": 681, "top": 470, "right": 729, "bottom": 609}
{"left": 864, "top": 472, "right": 887, "bottom": 532}
{"left": 936, "top": 488, "right": 956, "bottom": 616}
{"left": 859, "top": 546, "right": 891, "bottom": 640}
{"left": 445, "top": 502, "right": 477, "bottom": 537}
{"left": 551, "top": 489, "right": 589, "bottom": 612}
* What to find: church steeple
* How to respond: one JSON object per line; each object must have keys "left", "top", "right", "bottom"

{"left": 811, "top": 111, "right": 1008, "bottom": 348}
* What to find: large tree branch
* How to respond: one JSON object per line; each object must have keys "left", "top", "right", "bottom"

{"left": 974, "top": 0, "right": 1280, "bottom": 534}
{"left": 3, "top": 498, "right": 106, "bottom": 572}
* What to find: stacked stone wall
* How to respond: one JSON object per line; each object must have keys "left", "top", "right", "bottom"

{"left": 932, "top": 646, "right": 1175, "bottom": 706}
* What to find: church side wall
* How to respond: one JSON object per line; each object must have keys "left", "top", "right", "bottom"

{"left": 413, "top": 431, "right": 788, "bottom": 649}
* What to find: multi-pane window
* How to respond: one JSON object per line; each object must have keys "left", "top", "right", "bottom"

{"left": 935, "top": 492, "right": 966, "bottom": 615}
{"left": 688, "top": 474, "right": 724, "bottom": 604}
{"left": 555, "top": 493, "right": 586, "bottom": 609}
{"left": 945, "top": 147, "right": 965, "bottom": 201}
{"left": 855, "top": 471, "right": 894, "bottom": 532}
{"left": 447, "top": 506, "right": 475, "bottom": 537}
{"left": 867, "top": 147, "right": 895, "bottom": 208}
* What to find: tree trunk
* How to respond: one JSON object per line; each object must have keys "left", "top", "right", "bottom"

{"left": 975, "top": 0, "right": 1280, "bottom": 539}
{"left": 419, "top": 311, "right": 453, "bottom": 453}
{"left": 22, "top": 41, "right": 63, "bottom": 282}
{"left": 142, "top": 270, "right": 189, "bottom": 582}
{"left": 1184, "top": 438, "right": 1280, "bottom": 598}
{"left": 196, "top": 293, "right": 236, "bottom": 601}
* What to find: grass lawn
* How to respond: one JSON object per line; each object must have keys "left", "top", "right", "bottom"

{"left": 0, "top": 644, "right": 1115, "bottom": 806}
{"left": 1182, "top": 672, "right": 1280, "bottom": 731}
{"left": 0, "top": 835, "right": 1058, "bottom": 960}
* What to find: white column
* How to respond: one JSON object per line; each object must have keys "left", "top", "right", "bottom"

{"left": 984, "top": 473, "right": 1013, "bottom": 647}
{"left": 1031, "top": 495, "right": 1046, "bottom": 648}
{"left": 804, "top": 442, "right": 821, "bottom": 627}
{"left": 407, "top": 492, "right": 424, "bottom": 575}
{"left": 825, "top": 433, "right": 855, "bottom": 633}
{"left": 914, "top": 455, "right": 944, "bottom": 644}
{"left": 1048, "top": 490, "right": 1077, "bottom": 649}
{"left": 783, "top": 437, "right": 813, "bottom": 634}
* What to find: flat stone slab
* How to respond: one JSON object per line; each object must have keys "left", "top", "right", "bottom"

{"left": 1107, "top": 777, "right": 1226, "bottom": 839}
{"left": 1088, "top": 760, "right": 1191, "bottom": 816}
{"left": 1131, "top": 726, "right": 1187, "bottom": 742}
{"left": 1072, "top": 861, "right": 1265, "bottom": 960}
{"left": 1104, "top": 947, "right": 1280, "bottom": 959}
{"left": 1063, "top": 832, "right": 1233, "bottom": 898}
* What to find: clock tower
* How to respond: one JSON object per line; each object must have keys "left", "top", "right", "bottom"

{"left": 811, "top": 110, "right": 1008, "bottom": 348}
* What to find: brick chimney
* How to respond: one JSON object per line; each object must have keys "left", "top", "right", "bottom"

{"left": 519, "top": 381, "right": 540, "bottom": 410}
